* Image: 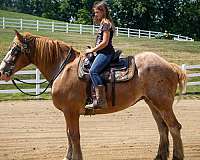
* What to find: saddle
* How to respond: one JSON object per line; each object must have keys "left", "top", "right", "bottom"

{"left": 78, "top": 50, "right": 136, "bottom": 82}
{"left": 78, "top": 50, "right": 136, "bottom": 107}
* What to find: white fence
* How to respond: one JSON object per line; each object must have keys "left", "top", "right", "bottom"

{"left": 0, "top": 65, "right": 199, "bottom": 96}
{"left": 181, "top": 64, "right": 200, "bottom": 93}
{"left": 0, "top": 69, "right": 50, "bottom": 95}
{"left": 0, "top": 17, "right": 194, "bottom": 41}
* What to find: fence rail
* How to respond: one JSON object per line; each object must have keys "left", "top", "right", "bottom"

{"left": 0, "top": 17, "right": 194, "bottom": 41}
{"left": 0, "top": 64, "right": 199, "bottom": 96}
{"left": 181, "top": 64, "right": 200, "bottom": 93}
{"left": 0, "top": 69, "right": 50, "bottom": 94}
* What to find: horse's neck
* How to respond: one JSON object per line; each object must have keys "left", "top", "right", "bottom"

{"left": 32, "top": 40, "right": 78, "bottom": 81}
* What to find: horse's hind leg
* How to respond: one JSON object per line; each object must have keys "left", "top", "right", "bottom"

{"left": 160, "top": 108, "right": 184, "bottom": 160}
{"left": 145, "top": 98, "right": 169, "bottom": 160}
{"left": 146, "top": 94, "right": 184, "bottom": 160}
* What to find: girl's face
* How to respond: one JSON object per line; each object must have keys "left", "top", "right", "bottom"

{"left": 93, "top": 8, "right": 104, "bottom": 23}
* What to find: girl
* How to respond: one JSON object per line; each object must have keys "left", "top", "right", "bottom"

{"left": 85, "top": 1, "right": 115, "bottom": 109}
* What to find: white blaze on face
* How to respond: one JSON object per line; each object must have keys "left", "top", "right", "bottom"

{"left": 0, "top": 48, "right": 14, "bottom": 81}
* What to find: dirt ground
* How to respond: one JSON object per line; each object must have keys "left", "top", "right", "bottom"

{"left": 0, "top": 99, "right": 199, "bottom": 160}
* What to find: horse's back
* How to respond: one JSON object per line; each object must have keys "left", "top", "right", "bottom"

{"left": 135, "top": 52, "right": 179, "bottom": 98}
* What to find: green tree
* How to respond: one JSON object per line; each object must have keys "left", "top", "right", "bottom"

{"left": 173, "top": 0, "right": 200, "bottom": 40}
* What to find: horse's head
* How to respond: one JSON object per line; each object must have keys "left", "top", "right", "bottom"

{"left": 0, "top": 30, "right": 32, "bottom": 81}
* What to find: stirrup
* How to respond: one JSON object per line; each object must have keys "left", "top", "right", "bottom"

{"left": 85, "top": 103, "right": 94, "bottom": 109}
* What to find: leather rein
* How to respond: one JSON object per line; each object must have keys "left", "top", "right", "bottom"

{"left": 12, "top": 47, "right": 72, "bottom": 96}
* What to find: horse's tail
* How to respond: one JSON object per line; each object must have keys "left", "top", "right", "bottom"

{"left": 170, "top": 63, "right": 187, "bottom": 96}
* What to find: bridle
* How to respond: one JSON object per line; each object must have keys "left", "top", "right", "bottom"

{"left": 3, "top": 39, "right": 31, "bottom": 77}
{"left": 3, "top": 39, "right": 73, "bottom": 96}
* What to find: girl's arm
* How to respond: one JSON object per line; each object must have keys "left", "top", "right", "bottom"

{"left": 85, "top": 31, "right": 110, "bottom": 53}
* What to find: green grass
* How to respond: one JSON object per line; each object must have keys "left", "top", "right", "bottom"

{"left": 0, "top": 10, "right": 200, "bottom": 100}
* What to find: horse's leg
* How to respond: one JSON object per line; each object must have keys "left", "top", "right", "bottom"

{"left": 144, "top": 98, "right": 169, "bottom": 160}
{"left": 63, "top": 126, "right": 72, "bottom": 160}
{"left": 160, "top": 109, "right": 184, "bottom": 160}
{"left": 63, "top": 111, "right": 83, "bottom": 160}
{"left": 146, "top": 93, "right": 184, "bottom": 160}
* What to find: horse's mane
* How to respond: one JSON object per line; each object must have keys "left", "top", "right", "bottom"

{"left": 23, "top": 32, "right": 81, "bottom": 66}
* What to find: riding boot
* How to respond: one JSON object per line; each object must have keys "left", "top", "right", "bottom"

{"left": 85, "top": 85, "right": 107, "bottom": 109}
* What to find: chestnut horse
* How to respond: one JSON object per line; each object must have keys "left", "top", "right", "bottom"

{"left": 0, "top": 31, "right": 186, "bottom": 160}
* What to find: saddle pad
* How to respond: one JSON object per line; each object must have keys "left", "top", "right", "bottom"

{"left": 78, "top": 56, "right": 136, "bottom": 83}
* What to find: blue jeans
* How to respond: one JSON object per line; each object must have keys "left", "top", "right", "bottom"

{"left": 89, "top": 53, "right": 113, "bottom": 87}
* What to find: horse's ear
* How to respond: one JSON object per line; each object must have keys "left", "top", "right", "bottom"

{"left": 14, "top": 30, "right": 23, "bottom": 42}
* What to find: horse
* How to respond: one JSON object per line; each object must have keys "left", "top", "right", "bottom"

{"left": 0, "top": 30, "right": 186, "bottom": 160}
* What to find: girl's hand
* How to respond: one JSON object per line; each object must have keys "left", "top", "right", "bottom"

{"left": 85, "top": 48, "right": 94, "bottom": 54}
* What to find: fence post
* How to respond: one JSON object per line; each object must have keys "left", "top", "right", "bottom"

{"left": 80, "top": 24, "right": 82, "bottom": 34}
{"left": 116, "top": 27, "right": 118, "bottom": 36}
{"left": 20, "top": 18, "right": 23, "bottom": 30}
{"left": 128, "top": 28, "right": 130, "bottom": 37}
{"left": 3, "top": 17, "right": 5, "bottom": 29}
{"left": 36, "top": 69, "right": 40, "bottom": 98}
{"left": 138, "top": 29, "right": 141, "bottom": 38}
{"left": 66, "top": 23, "right": 69, "bottom": 33}
{"left": 149, "top": 31, "right": 151, "bottom": 39}
{"left": 52, "top": 21, "right": 54, "bottom": 32}
{"left": 181, "top": 64, "right": 187, "bottom": 94}
{"left": 36, "top": 20, "right": 39, "bottom": 31}
{"left": 92, "top": 25, "right": 95, "bottom": 35}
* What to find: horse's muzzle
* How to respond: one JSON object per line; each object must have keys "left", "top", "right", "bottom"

{"left": 0, "top": 70, "right": 11, "bottom": 81}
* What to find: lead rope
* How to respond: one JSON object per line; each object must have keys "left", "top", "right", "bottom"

{"left": 12, "top": 47, "right": 72, "bottom": 96}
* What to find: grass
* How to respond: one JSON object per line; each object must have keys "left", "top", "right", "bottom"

{"left": 0, "top": 10, "right": 200, "bottom": 100}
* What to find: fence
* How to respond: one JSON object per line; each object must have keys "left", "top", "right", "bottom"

{"left": 0, "top": 69, "right": 50, "bottom": 95}
{"left": 181, "top": 64, "right": 200, "bottom": 93}
{"left": 0, "top": 64, "right": 199, "bottom": 96}
{"left": 0, "top": 17, "right": 194, "bottom": 41}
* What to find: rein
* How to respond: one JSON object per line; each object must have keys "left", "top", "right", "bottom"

{"left": 12, "top": 47, "right": 72, "bottom": 96}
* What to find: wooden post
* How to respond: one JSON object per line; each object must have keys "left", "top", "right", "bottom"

{"left": 20, "top": 18, "right": 23, "bottom": 30}
{"left": 92, "top": 25, "right": 95, "bottom": 35}
{"left": 36, "top": 20, "right": 39, "bottom": 31}
{"left": 149, "top": 31, "right": 151, "bottom": 39}
{"left": 52, "top": 21, "right": 54, "bottom": 32}
{"left": 80, "top": 24, "right": 82, "bottom": 34}
{"left": 36, "top": 69, "right": 40, "bottom": 98}
{"left": 138, "top": 29, "right": 141, "bottom": 38}
{"left": 116, "top": 27, "right": 118, "bottom": 36}
{"left": 66, "top": 23, "right": 69, "bottom": 33}
{"left": 3, "top": 17, "right": 5, "bottom": 29}
{"left": 128, "top": 28, "right": 130, "bottom": 37}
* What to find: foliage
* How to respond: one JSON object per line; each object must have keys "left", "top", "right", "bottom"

{"left": 0, "top": 0, "right": 199, "bottom": 39}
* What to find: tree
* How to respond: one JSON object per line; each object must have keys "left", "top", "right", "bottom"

{"left": 173, "top": 0, "right": 200, "bottom": 40}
